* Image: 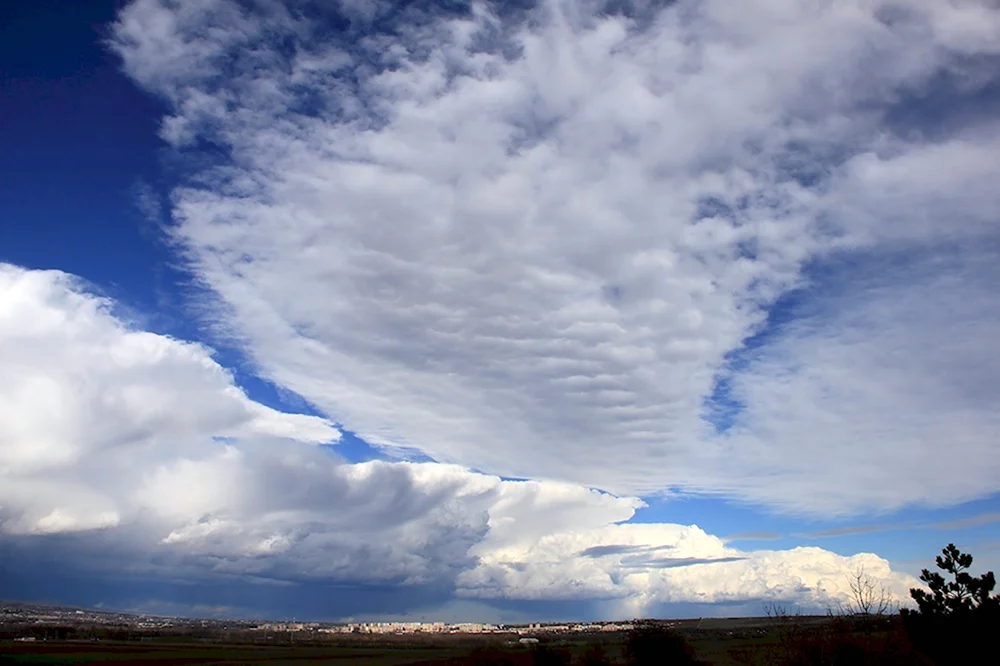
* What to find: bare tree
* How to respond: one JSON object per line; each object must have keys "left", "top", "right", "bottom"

{"left": 763, "top": 601, "right": 794, "bottom": 623}
{"left": 762, "top": 601, "right": 801, "bottom": 663}
{"left": 841, "top": 566, "right": 894, "bottom": 617}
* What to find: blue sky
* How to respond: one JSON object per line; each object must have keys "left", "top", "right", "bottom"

{"left": 2, "top": 0, "right": 999, "bottom": 622}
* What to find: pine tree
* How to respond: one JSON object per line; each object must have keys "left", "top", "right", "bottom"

{"left": 903, "top": 543, "right": 999, "bottom": 617}
{"left": 901, "top": 544, "right": 999, "bottom": 665}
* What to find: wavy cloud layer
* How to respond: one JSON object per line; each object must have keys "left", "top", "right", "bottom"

{"left": 106, "top": 0, "right": 1000, "bottom": 515}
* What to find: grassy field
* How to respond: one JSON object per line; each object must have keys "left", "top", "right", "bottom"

{"left": 4, "top": 640, "right": 463, "bottom": 665}
{"left": 0, "top": 617, "right": 924, "bottom": 666}
{"left": 0, "top": 635, "right": 775, "bottom": 666}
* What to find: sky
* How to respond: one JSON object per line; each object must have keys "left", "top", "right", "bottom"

{"left": 1, "top": 0, "right": 999, "bottom": 623}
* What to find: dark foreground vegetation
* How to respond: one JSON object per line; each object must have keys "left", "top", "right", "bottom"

{"left": 3, "top": 544, "right": 996, "bottom": 665}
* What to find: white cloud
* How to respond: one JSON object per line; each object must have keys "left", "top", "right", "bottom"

{"left": 0, "top": 263, "right": 921, "bottom": 610}
{"left": 707, "top": 250, "right": 1000, "bottom": 514}
{"left": 0, "top": 263, "right": 337, "bottom": 532}
{"left": 462, "top": 520, "right": 919, "bottom": 616}
{"left": 107, "top": 0, "right": 1000, "bottom": 516}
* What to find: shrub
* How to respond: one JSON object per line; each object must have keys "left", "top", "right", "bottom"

{"left": 624, "top": 621, "right": 702, "bottom": 666}
{"left": 578, "top": 645, "right": 612, "bottom": 666}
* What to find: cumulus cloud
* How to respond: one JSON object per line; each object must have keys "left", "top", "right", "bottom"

{"left": 459, "top": 519, "right": 918, "bottom": 616}
{"left": 0, "top": 263, "right": 919, "bottom": 612}
{"left": 0, "top": 263, "right": 336, "bottom": 532}
{"left": 106, "top": 0, "right": 1000, "bottom": 515}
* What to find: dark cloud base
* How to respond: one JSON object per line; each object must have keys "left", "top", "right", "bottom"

{"left": 0, "top": 554, "right": 455, "bottom": 622}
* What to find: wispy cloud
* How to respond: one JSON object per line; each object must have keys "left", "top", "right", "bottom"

{"left": 130, "top": 179, "right": 163, "bottom": 231}
{"left": 619, "top": 556, "right": 748, "bottom": 570}
{"left": 932, "top": 512, "right": 1000, "bottom": 531}
{"left": 802, "top": 510, "right": 1000, "bottom": 539}
{"left": 579, "top": 544, "right": 659, "bottom": 558}
{"left": 803, "top": 524, "right": 913, "bottom": 539}
{"left": 725, "top": 532, "right": 783, "bottom": 543}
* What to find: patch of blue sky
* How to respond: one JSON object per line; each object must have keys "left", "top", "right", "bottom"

{"left": 800, "top": 494, "right": 1000, "bottom": 564}
{"left": 883, "top": 53, "right": 1000, "bottom": 141}
{"left": 320, "top": 430, "right": 381, "bottom": 464}
{"left": 701, "top": 281, "right": 814, "bottom": 434}
{"left": 320, "top": 429, "right": 437, "bottom": 464}
{"left": 626, "top": 493, "right": 798, "bottom": 548}
{"left": 0, "top": 0, "right": 173, "bottom": 316}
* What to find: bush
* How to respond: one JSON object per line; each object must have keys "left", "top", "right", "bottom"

{"left": 531, "top": 644, "right": 572, "bottom": 666}
{"left": 624, "top": 621, "right": 702, "bottom": 666}
{"left": 464, "top": 646, "right": 518, "bottom": 666}
{"left": 780, "top": 621, "right": 929, "bottom": 666}
{"left": 578, "top": 645, "right": 612, "bottom": 666}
